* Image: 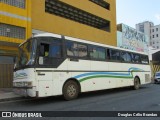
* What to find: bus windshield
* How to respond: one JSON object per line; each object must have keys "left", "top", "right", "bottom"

{"left": 15, "top": 38, "right": 37, "bottom": 69}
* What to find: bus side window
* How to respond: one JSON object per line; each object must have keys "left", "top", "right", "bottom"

{"left": 89, "top": 46, "right": 105, "bottom": 60}
{"left": 131, "top": 53, "right": 136, "bottom": 63}
{"left": 39, "top": 43, "right": 50, "bottom": 65}
{"left": 110, "top": 49, "right": 120, "bottom": 61}
{"left": 40, "top": 43, "right": 49, "bottom": 57}
{"left": 98, "top": 47, "right": 106, "bottom": 60}
{"left": 49, "top": 43, "right": 62, "bottom": 58}
{"left": 121, "top": 52, "right": 132, "bottom": 62}
{"left": 132, "top": 54, "right": 141, "bottom": 63}
{"left": 89, "top": 46, "right": 99, "bottom": 59}
{"left": 66, "top": 41, "right": 78, "bottom": 57}
{"left": 141, "top": 55, "right": 149, "bottom": 64}
{"left": 78, "top": 44, "right": 88, "bottom": 58}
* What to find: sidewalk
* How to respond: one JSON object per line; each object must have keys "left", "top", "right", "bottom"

{"left": 0, "top": 88, "right": 22, "bottom": 102}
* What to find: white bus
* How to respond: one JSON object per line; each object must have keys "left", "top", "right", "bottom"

{"left": 13, "top": 33, "right": 151, "bottom": 100}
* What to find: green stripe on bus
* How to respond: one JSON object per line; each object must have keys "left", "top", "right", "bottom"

{"left": 79, "top": 75, "right": 133, "bottom": 83}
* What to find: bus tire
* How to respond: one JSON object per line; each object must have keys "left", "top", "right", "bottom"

{"left": 133, "top": 77, "right": 140, "bottom": 90}
{"left": 63, "top": 80, "right": 79, "bottom": 101}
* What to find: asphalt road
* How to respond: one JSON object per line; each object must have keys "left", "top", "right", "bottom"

{"left": 1, "top": 83, "right": 160, "bottom": 120}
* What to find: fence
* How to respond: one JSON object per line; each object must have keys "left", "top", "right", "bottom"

{"left": 150, "top": 61, "right": 160, "bottom": 82}
{"left": 0, "top": 64, "right": 14, "bottom": 88}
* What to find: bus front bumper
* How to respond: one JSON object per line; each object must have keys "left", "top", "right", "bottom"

{"left": 13, "top": 87, "right": 37, "bottom": 97}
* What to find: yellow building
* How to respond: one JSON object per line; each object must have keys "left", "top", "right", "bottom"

{"left": 32, "top": 0, "right": 117, "bottom": 46}
{"left": 0, "top": 0, "right": 116, "bottom": 88}
{"left": 0, "top": 0, "right": 116, "bottom": 57}
{"left": 0, "top": 0, "right": 31, "bottom": 88}
{"left": 0, "top": 0, "right": 31, "bottom": 58}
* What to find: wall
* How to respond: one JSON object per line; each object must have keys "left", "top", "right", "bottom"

{"left": 0, "top": 64, "right": 13, "bottom": 88}
{"left": 31, "top": 0, "right": 117, "bottom": 46}
{"left": 0, "top": 0, "right": 32, "bottom": 57}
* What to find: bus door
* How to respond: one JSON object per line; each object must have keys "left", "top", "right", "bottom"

{"left": 37, "top": 39, "right": 64, "bottom": 97}
{"left": 36, "top": 70, "right": 53, "bottom": 97}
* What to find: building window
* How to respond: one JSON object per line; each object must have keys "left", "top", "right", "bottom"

{"left": 152, "top": 29, "right": 154, "bottom": 32}
{"left": 153, "top": 35, "right": 155, "bottom": 38}
{"left": 153, "top": 42, "right": 155, "bottom": 44}
{"left": 156, "top": 28, "right": 158, "bottom": 31}
{"left": 157, "top": 46, "right": 159, "bottom": 49}
{"left": 89, "top": 0, "right": 110, "bottom": 10}
{"left": 0, "top": 0, "right": 26, "bottom": 9}
{"left": 0, "top": 23, "right": 26, "bottom": 39}
{"left": 139, "top": 25, "right": 144, "bottom": 33}
{"left": 45, "top": 0, "right": 110, "bottom": 32}
{"left": 157, "top": 34, "right": 159, "bottom": 37}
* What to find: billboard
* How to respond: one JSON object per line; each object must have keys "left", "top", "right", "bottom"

{"left": 117, "top": 24, "right": 149, "bottom": 53}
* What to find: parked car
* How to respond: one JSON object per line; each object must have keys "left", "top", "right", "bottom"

{"left": 154, "top": 72, "right": 160, "bottom": 84}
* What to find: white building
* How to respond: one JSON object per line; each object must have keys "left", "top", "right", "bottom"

{"left": 136, "top": 21, "right": 160, "bottom": 49}
{"left": 151, "top": 25, "right": 160, "bottom": 49}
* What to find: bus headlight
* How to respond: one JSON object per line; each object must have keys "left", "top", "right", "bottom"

{"left": 13, "top": 82, "right": 32, "bottom": 87}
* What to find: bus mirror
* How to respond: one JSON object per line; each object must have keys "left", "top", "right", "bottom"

{"left": 39, "top": 57, "right": 44, "bottom": 65}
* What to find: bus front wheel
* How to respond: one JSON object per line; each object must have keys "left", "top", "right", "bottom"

{"left": 63, "top": 80, "right": 79, "bottom": 101}
{"left": 133, "top": 77, "right": 140, "bottom": 90}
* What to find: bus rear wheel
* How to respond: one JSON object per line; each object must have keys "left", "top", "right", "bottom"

{"left": 133, "top": 77, "right": 140, "bottom": 90}
{"left": 63, "top": 80, "right": 79, "bottom": 101}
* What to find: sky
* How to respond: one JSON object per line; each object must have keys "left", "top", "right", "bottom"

{"left": 116, "top": 0, "right": 160, "bottom": 28}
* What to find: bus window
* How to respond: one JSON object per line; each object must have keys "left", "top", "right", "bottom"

{"left": 98, "top": 47, "right": 106, "bottom": 60}
{"left": 121, "top": 52, "right": 132, "bottom": 62}
{"left": 89, "top": 46, "right": 99, "bottom": 59}
{"left": 49, "top": 41, "right": 62, "bottom": 58}
{"left": 78, "top": 44, "right": 88, "bottom": 58}
{"left": 109, "top": 49, "right": 120, "bottom": 61}
{"left": 131, "top": 54, "right": 141, "bottom": 63}
{"left": 66, "top": 41, "right": 88, "bottom": 58}
{"left": 66, "top": 42, "right": 78, "bottom": 57}
{"left": 141, "top": 55, "right": 149, "bottom": 64}
{"left": 40, "top": 43, "right": 49, "bottom": 57}
{"left": 89, "top": 46, "right": 106, "bottom": 60}
{"left": 39, "top": 40, "right": 62, "bottom": 65}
